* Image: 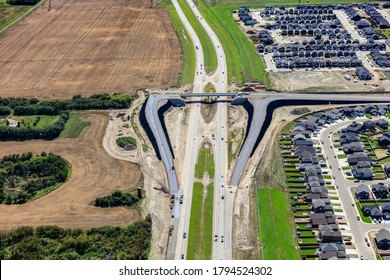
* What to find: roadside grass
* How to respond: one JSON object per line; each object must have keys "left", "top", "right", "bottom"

{"left": 195, "top": 144, "right": 215, "bottom": 179}
{"left": 177, "top": 0, "right": 217, "bottom": 75}
{"left": 187, "top": 182, "right": 214, "bottom": 260}
{"left": 376, "top": 28, "right": 390, "bottom": 39}
{"left": 0, "top": 3, "right": 30, "bottom": 31}
{"left": 13, "top": 115, "right": 59, "bottom": 129}
{"left": 256, "top": 188, "right": 300, "bottom": 260}
{"left": 204, "top": 82, "right": 216, "bottom": 93}
{"left": 281, "top": 121, "right": 297, "bottom": 134}
{"left": 60, "top": 111, "right": 91, "bottom": 138}
{"left": 198, "top": 1, "right": 266, "bottom": 85}
{"left": 158, "top": 0, "right": 195, "bottom": 86}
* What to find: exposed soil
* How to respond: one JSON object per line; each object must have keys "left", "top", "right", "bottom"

{"left": 200, "top": 102, "right": 217, "bottom": 124}
{"left": 0, "top": 111, "right": 142, "bottom": 230}
{"left": 0, "top": 0, "right": 181, "bottom": 99}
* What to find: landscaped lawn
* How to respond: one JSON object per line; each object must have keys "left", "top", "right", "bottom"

{"left": 337, "top": 154, "right": 346, "bottom": 159}
{"left": 13, "top": 115, "right": 59, "bottom": 129}
{"left": 356, "top": 202, "right": 372, "bottom": 223}
{"left": 256, "top": 188, "right": 300, "bottom": 260}
{"left": 60, "top": 111, "right": 91, "bottom": 138}
{"left": 187, "top": 182, "right": 214, "bottom": 260}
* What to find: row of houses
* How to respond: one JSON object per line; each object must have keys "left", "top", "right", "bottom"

{"left": 289, "top": 110, "right": 347, "bottom": 260}
{"left": 362, "top": 3, "right": 390, "bottom": 29}
{"left": 273, "top": 58, "right": 363, "bottom": 70}
{"left": 370, "top": 48, "right": 390, "bottom": 68}
{"left": 355, "top": 183, "right": 390, "bottom": 200}
{"left": 238, "top": 7, "right": 258, "bottom": 26}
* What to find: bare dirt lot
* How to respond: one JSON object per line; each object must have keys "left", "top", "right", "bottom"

{"left": 0, "top": 111, "right": 142, "bottom": 230}
{"left": 270, "top": 70, "right": 390, "bottom": 92}
{"left": 0, "top": 0, "right": 181, "bottom": 99}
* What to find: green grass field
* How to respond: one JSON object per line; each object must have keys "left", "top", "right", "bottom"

{"left": 195, "top": 145, "right": 215, "bottom": 179}
{"left": 158, "top": 0, "right": 196, "bottom": 86}
{"left": 256, "top": 188, "right": 300, "bottom": 260}
{"left": 60, "top": 111, "right": 91, "bottom": 138}
{"left": 197, "top": 1, "right": 266, "bottom": 85}
{"left": 0, "top": 2, "right": 30, "bottom": 31}
{"left": 177, "top": 0, "right": 218, "bottom": 75}
{"left": 187, "top": 182, "right": 214, "bottom": 260}
{"left": 13, "top": 115, "right": 59, "bottom": 128}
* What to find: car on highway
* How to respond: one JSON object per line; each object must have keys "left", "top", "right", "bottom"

{"left": 181, "top": 254, "right": 185, "bottom": 259}
{"left": 366, "top": 242, "right": 370, "bottom": 247}
{"left": 357, "top": 215, "right": 360, "bottom": 221}
{"left": 351, "top": 203, "right": 355, "bottom": 207}
{"left": 183, "top": 232, "right": 187, "bottom": 238}
{"left": 221, "top": 235, "right": 224, "bottom": 243}
{"left": 364, "top": 237, "right": 368, "bottom": 242}
{"left": 221, "top": 195, "right": 224, "bottom": 199}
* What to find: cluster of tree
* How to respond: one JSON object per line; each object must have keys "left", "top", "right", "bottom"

{"left": 116, "top": 136, "right": 137, "bottom": 149}
{"left": 0, "top": 112, "right": 69, "bottom": 141}
{"left": 0, "top": 94, "right": 134, "bottom": 116}
{"left": 0, "top": 106, "right": 12, "bottom": 116}
{"left": 0, "top": 152, "right": 70, "bottom": 204}
{"left": 0, "top": 216, "right": 152, "bottom": 259}
{"left": 94, "top": 190, "right": 140, "bottom": 208}
{"left": 6, "top": 0, "right": 40, "bottom": 6}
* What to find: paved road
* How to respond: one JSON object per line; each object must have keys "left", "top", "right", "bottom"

{"left": 170, "top": 0, "right": 206, "bottom": 260}
{"left": 320, "top": 120, "right": 390, "bottom": 260}
{"left": 183, "top": 0, "right": 231, "bottom": 260}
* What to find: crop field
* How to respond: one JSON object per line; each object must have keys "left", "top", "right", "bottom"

{"left": 0, "top": 0, "right": 181, "bottom": 99}
{"left": 0, "top": 112, "right": 142, "bottom": 230}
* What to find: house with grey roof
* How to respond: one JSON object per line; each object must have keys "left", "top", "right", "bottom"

{"left": 343, "top": 142, "right": 364, "bottom": 154}
{"left": 362, "top": 204, "right": 382, "bottom": 219}
{"left": 312, "top": 199, "right": 333, "bottom": 213}
{"left": 355, "top": 184, "right": 370, "bottom": 200}
{"left": 371, "top": 184, "right": 388, "bottom": 199}
{"left": 376, "top": 119, "right": 389, "bottom": 129}
{"left": 376, "top": 229, "right": 390, "bottom": 250}
{"left": 317, "top": 243, "right": 346, "bottom": 260}
{"left": 362, "top": 119, "right": 376, "bottom": 131}
{"left": 318, "top": 224, "right": 342, "bottom": 243}
{"left": 382, "top": 202, "right": 390, "bottom": 220}
{"left": 347, "top": 153, "right": 371, "bottom": 165}
{"left": 339, "top": 133, "right": 360, "bottom": 144}
{"left": 378, "top": 134, "right": 390, "bottom": 147}
{"left": 352, "top": 167, "right": 373, "bottom": 180}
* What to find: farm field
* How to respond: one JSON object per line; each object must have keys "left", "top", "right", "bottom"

{"left": 0, "top": 0, "right": 181, "bottom": 99}
{"left": 0, "top": 111, "right": 142, "bottom": 230}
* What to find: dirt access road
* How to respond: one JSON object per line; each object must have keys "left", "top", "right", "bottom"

{"left": 0, "top": 112, "right": 142, "bottom": 230}
{"left": 0, "top": 0, "right": 181, "bottom": 99}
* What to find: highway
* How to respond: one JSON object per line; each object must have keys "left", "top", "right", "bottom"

{"left": 182, "top": 0, "right": 230, "bottom": 260}
{"left": 170, "top": 0, "right": 205, "bottom": 260}
{"left": 320, "top": 120, "right": 390, "bottom": 260}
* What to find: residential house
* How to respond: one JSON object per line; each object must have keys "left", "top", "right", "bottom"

{"left": 343, "top": 142, "right": 364, "bottom": 154}
{"left": 355, "top": 184, "right": 370, "bottom": 199}
{"left": 317, "top": 243, "right": 347, "bottom": 260}
{"left": 375, "top": 229, "right": 390, "bottom": 250}
{"left": 354, "top": 106, "right": 366, "bottom": 117}
{"left": 362, "top": 204, "right": 382, "bottom": 219}
{"left": 384, "top": 162, "right": 390, "bottom": 177}
{"left": 339, "top": 133, "right": 360, "bottom": 144}
{"left": 377, "top": 119, "right": 389, "bottom": 129}
{"left": 378, "top": 133, "right": 390, "bottom": 147}
{"left": 342, "top": 107, "right": 355, "bottom": 118}
{"left": 310, "top": 212, "right": 336, "bottom": 228}
{"left": 352, "top": 167, "right": 373, "bottom": 180}
{"left": 312, "top": 199, "right": 333, "bottom": 213}
{"left": 347, "top": 153, "right": 371, "bottom": 165}
{"left": 362, "top": 119, "right": 376, "bottom": 131}
{"left": 382, "top": 202, "right": 390, "bottom": 220}
{"left": 346, "top": 122, "right": 363, "bottom": 133}
{"left": 371, "top": 184, "right": 388, "bottom": 199}
{"left": 318, "top": 224, "right": 342, "bottom": 243}
{"left": 294, "top": 145, "right": 316, "bottom": 156}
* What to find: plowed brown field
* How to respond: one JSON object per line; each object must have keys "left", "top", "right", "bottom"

{"left": 0, "top": 112, "right": 142, "bottom": 230}
{"left": 0, "top": 0, "right": 181, "bottom": 99}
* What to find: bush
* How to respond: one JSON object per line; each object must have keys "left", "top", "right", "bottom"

{"left": 94, "top": 190, "right": 140, "bottom": 208}
{"left": 6, "top": 0, "right": 39, "bottom": 5}
{"left": 116, "top": 136, "right": 136, "bottom": 149}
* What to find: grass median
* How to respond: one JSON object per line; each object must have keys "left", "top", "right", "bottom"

{"left": 187, "top": 182, "right": 214, "bottom": 260}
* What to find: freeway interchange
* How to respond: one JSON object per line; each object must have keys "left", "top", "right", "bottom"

{"left": 143, "top": 0, "right": 390, "bottom": 261}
